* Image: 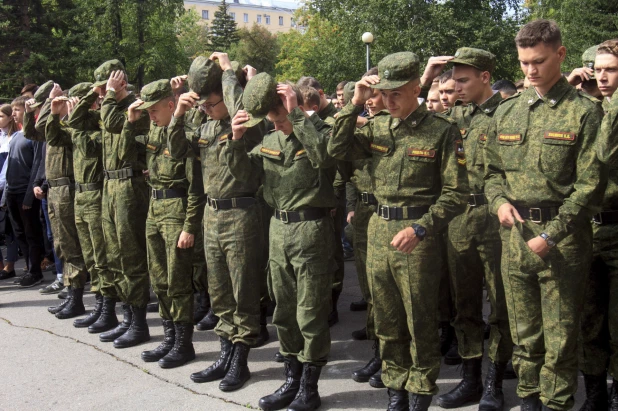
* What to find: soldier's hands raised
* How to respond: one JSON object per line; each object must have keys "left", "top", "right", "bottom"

{"left": 420, "top": 56, "right": 454, "bottom": 86}
{"left": 170, "top": 75, "right": 188, "bottom": 93}
{"left": 567, "top": 67, "right": 594, "bottom": 86}
{"left": 277, "top": 84, "right": 298, "bottom": 113}
{"left": 49, "top": 83, "right": 64, "bottom": 99}
{"left": 67, "top": 97, "right": 80, "bottom": 115}
{"left": 174, "top": 92, "right": 199, "bottom": 118}
{"left": 231, "top": 110, "right": 250, "bottom": 140}
{"left": 50, "top": 96, "right": 68, "bottom": 115}
{"left": 352, "top": 75, "right": 379, "bottom": 106}
{"left": 497, "top": 203, "right": 524, "bottom": 228}
{"left": 243, "top": 65, "right": 257, "bottom": 81}
{"left": 177, "top": 231, "right": 195, "bottom": 249}
{"left": 25, "top": 99, "right": 36, "bottom": 113}
{"left": 209, "top": 52, "right": 233, "bottom": 71}
{"left": 391, "top": 227, "right": 420, "bottom": 254}
{"left": 107, "top": 70, "right": 126, "bottom": 92}
{"left": 127, "top": 99, "right": 144, "bottom": 123}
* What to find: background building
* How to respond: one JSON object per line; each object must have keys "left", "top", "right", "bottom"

{"left": 184, "top": 0, "right": 300, "bottom": 34}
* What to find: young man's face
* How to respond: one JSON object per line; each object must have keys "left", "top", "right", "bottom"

{"left": 366, "top": 89, "right": 386, "bottom": 116}
{"left": 201, "top": 92, "right": 229, "bottom": 121}
{"left": 146, "top": 98, "right": 175, "bottom": 127}
{"left": 267, "top": 106, "right": 293, "bottom": 135}
{"left": 11, "top": 105, "right": 24, "bottom": 125}
{"left": 595, "top": 53, "right": 618, "bottom": 98}
{"left": 439, "top": 79, "right": 458, "bottom": 109}
{"left": 379, "top": 81, "right": 420, "bottom": 119}
{"left": 0, "top": 111, "right": 12, "bottom": 129}
{"left": 453, "top": 65, "right": 489, "bottom": 105}
{"left": 336, "top": 90, "right": 345, "bottom": 107}
{"left": 426, "top": 90, "right": 444, "bottom": 113}
{"left": 517, "top": 43, "right": 566, "bottom": 92}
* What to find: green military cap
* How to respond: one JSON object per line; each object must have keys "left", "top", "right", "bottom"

{"left": 372, "top": 52, "right": 420, "bottom": 90}
{"left": 241, "top": 72, "right": 278, "bottom": 128}
{"left": 187, "top": 56, "right": 223, "bottom": 104}
{"left": 230, "top": 61, "right": 247, "bottom": 85}
{"left": 30, "top": 80, "right": 54, "bottom": 108}
{"left": 451, "top": 47, "right": 496, "bottom": 73}
{"left": 137, "top": 79, "right": 173, "bottom": 110}
{"left": 582, "top": 45, "right": 599, "bottom": 79}
{"left": 343, "top": 81, "right": 356, "bottom": 105}
{"left": 127, "top": 84, "right": 136, "bottom": 92}
{"left": 68, "top": 82, "right": 94, "bottom": 99}
{"left": 93, "top": 59, "right": 126, "bottom": 87}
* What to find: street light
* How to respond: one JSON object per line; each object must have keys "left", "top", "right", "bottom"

{"left": 362, "top": 32, "right": 374, "bottom": 72}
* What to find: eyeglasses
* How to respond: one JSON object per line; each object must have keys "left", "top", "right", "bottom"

{"left": 202, "top": 99, "right": 223, "bottom": 110}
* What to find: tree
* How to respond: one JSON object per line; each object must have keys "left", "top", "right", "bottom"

{"left": 228, "top": 25, "right": 279, "bottom": 74}
{"left": 208, "top": 0, "right": 240, "bottom": 52}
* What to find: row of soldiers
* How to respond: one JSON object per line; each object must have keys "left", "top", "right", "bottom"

{"left": 17, "top": 17, "right": 618, "bottom": 411}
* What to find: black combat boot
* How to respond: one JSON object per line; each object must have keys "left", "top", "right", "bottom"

{"left": 190, "top": 337, "right": 233, "bottom": 383}
{"left": 503, "top": 360, "right": 517, "bottom": 379}
{"left": 352, "top": 341, "right": 381, "bottom": 383}
{"left": 159, "top": 322, "right": 195, "bottom": 368}
{"left": 100, "top": 303, "right": 132, "bottom": 342}
{"left": 288, "top": 363, "right": 322, "bottom": 411}
{"left": 89, "top": 297, "right": 119, "bottom": 334}
{"left": 387, "top": 388, "right": 409, "bottom": 411}
{"left": 259, "top": 356, "right": 303, "bottom": 411}
{"left": 437, "top": 357, "right": 483, "bottom": 408}
{"left": 113, "top": 305, "right": 150, "bottom": 348}
{"left": 351, "top": 327, "right": 368, "bottom": 340}
{"left": 610, "top": 379, "right": 618, "bottom": 411}
{"left": 350, "top": 298, "right": 368, "bottom": 311}
{"left": 196, "top": 308, "right": 219, "bottom": 331}
{"left": 479, "top": 361, "right": 507, "bottom": 410}
{"left": 328, "top": 289, "right": 340, "bottom": 327}
{"left": 255, "top": 305, "right": 270, "bottom": 348}
{"left": 439, "top": 321, "right": 454, "bottom": 356}
{"left": 520, "top": 394, "right": 542, "bottom": 411}
{"left": 577, "top": 372, "right": 608, "bottom": 411}
{"left": 369, "top": 369, "right": 385, "bottom": 388}
{"left": 74, "top": 293, "right": 103, "bottom": 328}
{"left": 141, "top": 319, "right": 175, "bottom": 362}
{"left": 275, "top": 351, "right": 285, "bottom": 362}
{"left": 219, "top": 342, "right": 251, "bottom": 391}
{"left": 409, "top": 394, "right": 433, "bottom": 411}
{"left": 193, "top": 291, "right": 210, "bottom": 324}
{"left": 444, "top": 336, "right": 462, "bottom": 365}
{"left": 56, "top": 287, "right": 86, "bottom": 319}
{"left": 48, "top": 286, "right": 71, "bottom": 314}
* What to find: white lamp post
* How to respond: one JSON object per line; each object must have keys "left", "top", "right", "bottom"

{"left": 362, "top": 32, "right": 374, "bottom": 72}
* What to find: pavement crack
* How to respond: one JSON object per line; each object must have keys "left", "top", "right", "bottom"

{"left": 0, "top": 317, "right": 255, "bottom": 409}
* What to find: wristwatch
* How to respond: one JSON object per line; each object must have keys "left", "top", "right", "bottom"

{"left": 539, "top": 232, "right": 556, "bottom": 248}
{"left": 411, "top": 223, "right": 426, "bottom": 241}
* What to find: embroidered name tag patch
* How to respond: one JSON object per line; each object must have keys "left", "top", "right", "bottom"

{"left": 295, "top": 149, "right": 306, "bottom": 157}
{"left": 544, "top": 131, "right": 575, "bottom": 141}
{"left": 407, "top": 148, "right": 436, "bottom": 158}
{"left": 146, "top": 144, "right": 158, "bottom": 151}
{"left": 370, "top": 143, "right": 389, "bottom": 153}
{"left": 218, "top": 134, "right": 229, "bottom": 143}
{"left": 197, "top": 138, "right": 209, "bottom": 146}
{"left": 260, "top": 147, "right": 281, "bottom": 156}
{"left": 498, "top": 134, "right": 521, "bottom": 142}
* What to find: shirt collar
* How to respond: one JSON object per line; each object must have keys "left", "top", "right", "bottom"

{"left": 523, "top": 76, "right": 572, "bottom": 108}
{"left": 469, "top": 91, "right": 503, "bottom": 115}
{"left": 391, "top": 103, "right": 428, "bottom": 129}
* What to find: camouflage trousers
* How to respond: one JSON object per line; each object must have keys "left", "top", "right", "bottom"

{"left": 101, "top": 177, "right": 149, "bottom": 307}
{"left": 500, "top": 220, "right": 591, "bottom": 410}
{"left": 192, "top": 227, "right": 207, "bottom": 294}
{"left": 257, "top": 191, "right": 272, "bottom": 308}
{"left": 47, "top": 184, "right": 88, "bottom": 289}
{"left": 579, "top": 223, "right": 618, "bottom": 378}
{"left": 146, "top": 197, "right": 194, "bottom": 324}
{"left": 447, "top": 205, "right": 512, "bottom": 363}
{"left": 438, "top": 232, "right": 454, "bottom": 324}
{"left": 367, "top": 215, "right": 442, "bottom": 395}
{"left": 74, "top": 187, "right": 111, "bottom": 295}
{"left": 204, "top": 203, "right": 261, "bottom": 346}
{"left": 353, "top": 200, "right": 376, "bottom": 339}
{"left": 332, "top": 190, "right": 346, "bottom": 294}
{"left": 269, "top": 216, "right": 335, "bottom": 366}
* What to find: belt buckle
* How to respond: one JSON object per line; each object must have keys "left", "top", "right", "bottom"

{"left": 280, "top": 210, "right": 289, "bottom": 223}
{"left": 210, "top": 198, "right": 218, "bottom": 211}
{"left": 380, "top": 205, "right": 390, "bottom": 220}
{"left": 152, "top": 189, "right": 158, "bottom": 199}
{"left": 593, "top": 213, "right": 603, "bottom": 225}
{"left": 361, "top": 192, "right": 369, "bottom": 204}
{"left": 529, "top": 208, "right": 542, "bottom": 223}
{"left": 468, "top": 194, "right": 477, "bottom": 207}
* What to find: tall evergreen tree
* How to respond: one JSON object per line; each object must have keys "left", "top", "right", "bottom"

{"left": 208, "top": 0, "right": 240, "bottom": 52}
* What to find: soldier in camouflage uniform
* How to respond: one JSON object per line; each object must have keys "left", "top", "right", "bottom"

{"left": 121, "top": 80, "right": 205, "bottom": 369}
{"left": 69, "top": 60, "right": 152, "bottom": 348}
{"left": 169, "top": 53, "right": 265, "bottom": 392}
{"left": 578, "top": 39, "right": 618, "bottom": 411}
{"left": 24, "top": 83, "right": 89, "bottom": 320}
{"left": 330, "top": 52, "right": 469, "bottom": 411}
{"left": 484, "top": 20, "right": 606, "bottom": 411}
{"left": 566, "top": 46, "right": 603, "bottom": 100}
{"left": 226, "top": 74, "right": 337, "bottom": 411}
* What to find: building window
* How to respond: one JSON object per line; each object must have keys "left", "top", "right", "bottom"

{"left": 257, "top": 14, "right": 262, "bottom": 23}
{"left": 279, "top": 16, "right": 284, "bottom": 25}
{"left": 202, "top": 10, "right": 209, "bottom": 19}
{"left": 230, "top": 12, "right": 235, "bottom": 20}
{"left": 243, "top": 13, "right": 248, "bottom": 23}
{"left": 291, "top": 17, "right": 295, "bottom": 27}
{"left": 265, "top": 15, "right": 271, "bottom": 24}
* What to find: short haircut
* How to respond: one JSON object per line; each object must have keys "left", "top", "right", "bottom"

{"left": 336, "top": 81, "right": 348, "bottom": 91}
{"left": 297, "top": 76, "right": 323, "bottom": 92}
{"left": 439, "top": 70, "right": 453, "bottom": 84}
{"left": 298, "top": 86, "right": 321, "bottom": 108}
{"left": 274, "top": 82, "right": 304, "bottom": 110}
{"left": 515, "top": 19, "right": 562, "bottom": 49}
{"left": 363, "top": 67, "right": 378, "bottom": 77}
{"left": 514, "top": 79, "right": 525, "bottom": 89}
{"left": 11, "top": 96, "right": 27, "bottom": 107}
{"left": 597, "top": 39, "right": 618, "bottom": 59}
{"left": 20, "top": 84, "right": 38, "bottom": 95}
{"left": 492, "top": 79, "right": 518, "bottom": 96}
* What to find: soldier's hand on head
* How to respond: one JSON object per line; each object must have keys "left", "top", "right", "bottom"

{"left": 347, "top": 211, "right": 355, "bottom": 224}
{"left": 209, "top": 52, "right": 233, "bottom": 71}
{"left": 231, "top": 110, "right": 250, "bottom": 140}
{"left": 174, "top": 92, "right": 199, "bottom": 118}
{"left": 50, "top": 96, "right": 68, "bottom": 115}
{"left": 25, "top": 98, "right": 36, "bottom": 113}
{"left": 107, "top": 70, "right": 126, "bottom": 92}
{"left": 243, "top": 65, "right": 257, "bottom": 81}
{"left": 527, "top": 236, "right": 550, "bottom": 258}
{"left": 67, "top": 97, "right": 80, "bottom": 115}
{"left": 177, "top": 231, "right": 195, "bottom": 249}
{"left": 420, "top": 56, "right": 454, "bottom": 86}
{"left": 170, "top": 75, "right": 188, "bottom": 93}
{"left": 93, "top": 85, "right": 104, "bottom": 97}
{"left": 352, "top": 75, "right": 379, "bottom": 106}
{"left": 127, "top": 99, "right": 144, "bottom": 123}
{"left": 391, "top": 227, "right": 420, "bottom": 254}
{"left": 277, "top": 83, "right": 298, "bottom": 113}
{"left": 497, "top": 203, "right": 524, "bottom": 228}
{"left": 566, "top": 67, "right": 594, "bottom": 86}
{"left": 49, "top": 83, "right": 64, "bottom": 99}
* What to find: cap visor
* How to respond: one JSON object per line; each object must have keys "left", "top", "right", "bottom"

{"left": 30, "top": 102, "right": 43, "bottom": 108}
{"left": 371, "top": 79, "right": 413, "bottom": 90}
{"left": 138, "top": 100, "right": 158, "bottom": 110}
{"left": 243, "top": 113, "right": 266, "bottom": 129}
{"left": 92, "top": 80, "right": 107, "bottom": 88}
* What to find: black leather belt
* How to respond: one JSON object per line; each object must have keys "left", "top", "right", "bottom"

{"left": 104, "top": 168, "right": 143, "bottom": 180}
{"left": 152, "top": 188, "right": 187, "bottom": 200}
{"left": 376, "top": 204, "right": 430, "bottom": 220}
{"left": 593, "top": 210, "right": 618, "bottom": 225}
{"left": 207, "top": 195, "right": 256, "bottom": 210}
{"left": 75, "top": 181, "right": 103, "bottom": 193}
{"left": 358, "top": 192, "right": 378, "bottom": 206}
{"left": 274, "top": 207, "right": 328, "bottom": 223}
{"left": 468, "top": 193, "right": 487, "bottom": 207}
{"left": 48, "top": 177, "right": 73, "bottom": 188}
{"left": 514, "top": 205, "right": 560, "bottom": 223}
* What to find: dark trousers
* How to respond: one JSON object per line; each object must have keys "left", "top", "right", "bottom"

{"left": 6, "top": 191, "right": 43, "bottom": 275}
